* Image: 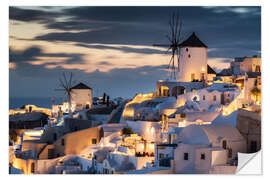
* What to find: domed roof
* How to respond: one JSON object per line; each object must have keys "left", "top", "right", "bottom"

{"left": 178, "top": 124, "right": 244, "bottom": 145}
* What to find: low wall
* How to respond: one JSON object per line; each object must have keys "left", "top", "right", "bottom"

{"left": 209, "top": 165, "right": 237, "bottom": 174}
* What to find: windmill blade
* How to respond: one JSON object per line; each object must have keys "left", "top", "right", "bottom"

{"left": 68, "top": 72, "right": 73, "bottom": 89}
{"left": 168, "top": 54, "right": 174, "bottom": 69}
{"left": 175, "top": 20, "right": 182, "bottom": 44}
{"left": 63, "top": 72, "right": 68, "bottom": 88}
{"left": 166, "top": 46, "right": 173, "bottom": 54}
{"left": 59, "top": 77, "right": 66, "bottom": 89}
{"left": 166, "top": 34, "right": 173, "bottom": 44}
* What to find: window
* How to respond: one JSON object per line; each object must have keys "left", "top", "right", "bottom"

{"left": 255, "top": 65, "right": 261, "bottom": 72}
{"left": 188, "top": 54, "right": 191, "bottom": 58}
{"left": 222, "top": 140, "right": 227, "bottom": 149}
{"left": 203, "top": 95, "right": 206, "bottom": 100}
{"left": 92, "top": 138, "right": 97, "bottom": 144}
{"left": 31, "top": 162, "right": 35, "bottom": 173}
{"left": 201, "top": 153, "right": 205, "bottom": 160}
{"left": 250, "top": 141, "right": 257, "bottom": 153}
{"left": 213, "top": 95, "right": 217, "bottom": 101}
{"left": 186, "top": 48, "right": 189, "bottom": 52}
{"left": 228, "top": 94, "right": 230, "bottom": 97}
{"left": 184, "top": 153, "right": 189, "bottom": 160}
{"left": 53, "top": 133, "right": 57, "bottom": 141}
{"left": 61, "top": 138, "right": 65, "bottom": 146}
{"left": 159, "top": 153, "right": 164, "bottom": 159}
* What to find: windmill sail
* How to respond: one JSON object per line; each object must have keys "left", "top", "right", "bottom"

{"left": 153, "top": 13, "right": 183, "bottom": 80}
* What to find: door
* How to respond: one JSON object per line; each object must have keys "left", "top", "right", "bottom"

{"left": 250, "top": 141, "right": 257, "bottom": 153}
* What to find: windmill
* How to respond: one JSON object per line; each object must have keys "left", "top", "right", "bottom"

{"left": 55, "top": 72, "right": 75, "bottom": 118}
{"left": 153, "top": 12, "right": 183, "bottom": 80}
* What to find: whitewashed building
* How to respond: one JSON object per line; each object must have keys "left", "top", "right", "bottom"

{"left": 174, "top": 124, "right": 246, "bottom": 173}
{"left": 70, "top": 82, "right": 93, "bottom": 111}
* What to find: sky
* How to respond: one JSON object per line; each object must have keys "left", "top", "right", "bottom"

{"left": 9, "top": 6, "right": 261, "bottom": 100}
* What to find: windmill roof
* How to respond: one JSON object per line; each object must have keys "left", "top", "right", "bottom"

{"left": 180, "top": 32, "right": 207, "bottom": 48}
{"left": 71, "top": 82, "right": 92, "bottom": 90}
{"left": 207, "top": 64, "right": 216, "bottom": 74}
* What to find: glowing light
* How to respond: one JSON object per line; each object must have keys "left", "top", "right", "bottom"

{"left": 9, "top": 62, "right": 16, "bottom": 69}
{"left": 24, "top": 130, "right": 44, "bottom": 137}
{"left": 151, "top": 126, "right": 155, "bottom": 134}
{"left": 201, "top": 67, "right": 205, "bottom": 72}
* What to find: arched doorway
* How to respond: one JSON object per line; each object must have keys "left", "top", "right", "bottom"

{"left": 160, "top": 86, "right": 170, "bottom": 97}
{"left": 172, "top": 86, "right": 186, "bottom": 97}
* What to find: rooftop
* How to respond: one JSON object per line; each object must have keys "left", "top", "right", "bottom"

{"left": 207, "top": 64, "right": 216, "bottom": 74}
{"left": 180, "top": 32, "right": 207, "bottom": 48}
{"left": 71, "top": 82, "right": 92, "bottom": 90}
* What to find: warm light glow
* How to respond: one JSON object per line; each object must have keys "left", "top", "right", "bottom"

{"left": 24, "top": 130, "right": 44, "bottom": 137}
{"left": 9, "top": 62, "right": 16, "bottom": 69}
{"left": 122, "top": 93, "right": 155, "bottom": 120}
{"left": 201, "top": 67, "right": 205, "bottom": 72}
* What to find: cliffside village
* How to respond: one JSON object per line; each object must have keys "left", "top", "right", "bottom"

{"left": 9, "top": 33, "right": 261, "bottom": 174}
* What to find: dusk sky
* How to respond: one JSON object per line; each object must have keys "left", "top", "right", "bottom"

{"left": 9, "top": 6, "right": 261, "bottom": 99}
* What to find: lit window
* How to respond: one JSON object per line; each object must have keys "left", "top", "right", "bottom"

{"left": 92, "top": 138, "right": 97, "bottom": 144}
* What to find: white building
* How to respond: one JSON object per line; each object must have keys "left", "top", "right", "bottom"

{"left": 231, "top": 56, "right": 261, "bottom": 76}
{"left": 178, "top": 32, "right": 208, "bottom": 82}
{"left": 175, "top": 83, "right": 241, "bottom": 115}
{"left": 174, "top": 124, "right": 246, "bottom": 173}
{"left": 70, "top": 82, "right": 93, "bottom": 111}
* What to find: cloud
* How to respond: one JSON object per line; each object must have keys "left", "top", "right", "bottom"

{"left": 9, "top": 6, "right": 261, "bottom": 99}
{"left": 97, "top": 61, "right": 114, "bottom": 66}
{"left": 202, "top": 6, "right": 261, "bottom": 16}
{"left": 75, "top": 43, "right": 166, "bottom": 55}
{"left": 9, "top": 7, "right": 59, "bottom": 23}
{"left": 10, "top": 61, "right": 169, "bottom": 98}
{"left": 9, "top": 46, "right": 85, "bottom": 65}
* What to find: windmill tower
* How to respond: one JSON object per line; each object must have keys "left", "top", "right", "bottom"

{"left": 177, "top": 32, "right": 208, "bottom": 82}
{"left": 153, "top": 13, "right": 183, "bottom": 81}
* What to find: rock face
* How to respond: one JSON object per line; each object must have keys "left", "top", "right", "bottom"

{"left": 9, "top": 112, "right": 48, "bottom": 129}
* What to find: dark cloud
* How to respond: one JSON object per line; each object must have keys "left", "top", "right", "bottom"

{"left": 75, "top": 43, "right": 166, "bottom": 55}
{"left": 29, "top": 6, "right": 261, "bottom": 58}
{"left": 97, "top": 61, "right": 114, "bottom": 66}
{"left": 9, "top": 6, "right": 59, "bottom": 23}
{"left": 9, "top": 46, "right": 85, "bottom": 65}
